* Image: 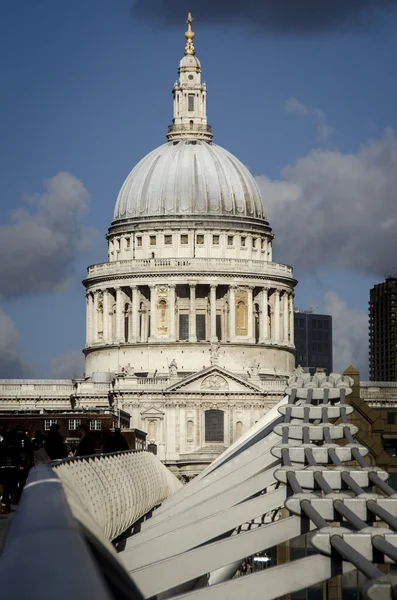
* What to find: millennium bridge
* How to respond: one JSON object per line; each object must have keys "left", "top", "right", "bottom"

{"left": 1, "top": 373, "right": 397, "bottom": 600}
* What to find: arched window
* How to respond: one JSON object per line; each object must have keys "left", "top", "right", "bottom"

{"left": 97, "top": 302, "right": 104, "bottom": 339}
{"left": 236, "top": 421, "right": 243, "bottom": 439}
{"left": 254, "top": 303, "right": 260, "bottom": 343}
{"left": 158, "top": 299, "right": 168, "bottom": 333}
{"left": 186, "top": 420, "right": 194, "bottom": 441}
{"left": 111, "top": 303, "right": 117, "bottom": 341}
{"left": 205, "top": 410, "right": 224, "bottom": 442}
{"left": 236, "top": 300, "right": 247, "bottom": 335}
{"left": 124, "top": 303, "right": 130, "bottom": 343}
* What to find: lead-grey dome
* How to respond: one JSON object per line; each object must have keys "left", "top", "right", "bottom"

{"left": 113, "top": 140, "right": 266, "bottom": 223}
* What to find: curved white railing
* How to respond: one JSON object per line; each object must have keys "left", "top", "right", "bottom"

{"left": 53, "top": 451, "right": 182, "bottom": 542}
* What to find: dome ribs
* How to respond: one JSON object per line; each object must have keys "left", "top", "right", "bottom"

{"left": 112, "top": 141, "right": 267, "bottom": 223}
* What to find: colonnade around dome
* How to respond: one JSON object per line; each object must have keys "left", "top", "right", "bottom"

{"left": 85, "top": 282, "right": 294, "bottom": 352}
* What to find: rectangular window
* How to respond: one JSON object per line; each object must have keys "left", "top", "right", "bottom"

{"left": 227, "top": 235, "right": 234, "bottom": 246}
{"left": 179, "top": 314, "right": 189, "bottom": 340}
{"left": 149, "top": 235, "right": 156, "bottom": 246}
{"left": 164, "top": 234, "right": 172, "bottom": 245}
{"left": 188, "top": 94, "right": 194, "bottom": 111}
{"left": 196, "top": 234, "right": 204, "bottom": 245}
{"left": 241, "top": 237, "right": 246, "bottom": 247}
{"left": 216, "top": 314, "right": 222, "bottom": 340}
{"left": 212, "top": 235, "right": 220, "bottom": 245}
{"left": 205, "top": 410, "right": 224, "bottom": 442}
{"left": 136, "top": 236, "right": 142, "bottom": 247}
{"left": 44, "top": 419, "right": 58, "bottom": 431}
{"left": 126, "top": 237, "right": 130, "bottom": 249}
{"left": 181, "top": 234, "right": 189, "bottom": 245}
{"left": 253, "top": 238, "right": 258, "bottom": 249}
{"left": 90, "top": 420, "right": 102, "bottom": 431}
{"left": 68, "top": 419, "right": 81, "bottom": 431}
{"left": 196, "top": 314, "right": 206, "bottom": 341}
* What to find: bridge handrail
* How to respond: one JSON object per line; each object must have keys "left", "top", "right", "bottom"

{"left": 0, "top": 465, "right": 143, "bottom": 600}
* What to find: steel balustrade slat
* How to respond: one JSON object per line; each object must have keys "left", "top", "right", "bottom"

{"left": 275, "top": 373, "right": 397, "bottom": 600}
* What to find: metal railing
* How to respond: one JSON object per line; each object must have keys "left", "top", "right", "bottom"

{"left": 0, "top": 465, "right": 144, "bottom": 600}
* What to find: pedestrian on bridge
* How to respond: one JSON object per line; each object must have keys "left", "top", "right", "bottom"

{"left": 44, "top": 424, "right": 67, "bottom": 461}
{"left": 75, "top": 424, "right": 95, "bottom": 457}
{"left": 103, "top": 428, "right": 129, "bottom": 454}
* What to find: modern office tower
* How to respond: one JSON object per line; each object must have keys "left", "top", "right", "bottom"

{"left": 369, "top": 277, "right": 397, "bottom": 381}
{"left": 294, "top": 310, "right": 333, "bottom": 375}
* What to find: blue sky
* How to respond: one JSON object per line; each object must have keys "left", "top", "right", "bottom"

{"left": 1, "top": 0, "right": 396, "bottom": 379}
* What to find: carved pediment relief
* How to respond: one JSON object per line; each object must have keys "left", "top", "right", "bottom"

{"left": 201, "top": 375, "right": 229, "bottom": 391}
{"left": 165, "top": 366, "right": 263, "bottom": 393}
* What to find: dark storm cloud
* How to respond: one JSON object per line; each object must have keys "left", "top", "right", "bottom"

{"left": 131, "top": 0, "right": 396, "bottom": 34}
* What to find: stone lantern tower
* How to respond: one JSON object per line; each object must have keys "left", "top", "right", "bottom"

{"left": 83, "top": 14, "right": 297, "bottom": 477}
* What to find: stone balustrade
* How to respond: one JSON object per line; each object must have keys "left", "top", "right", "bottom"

{"left": 0, "top": 376, "right": 291, "bottom": 400}
{"left": 0, "top": 380, "right": 75, "bottom": 396}
{"left": 86, "top": 257, "right": 293, "bottom": 279}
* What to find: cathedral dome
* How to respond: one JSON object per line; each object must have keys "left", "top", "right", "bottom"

{"left": 113, "top": 140, "right": 265, "bottom": 223}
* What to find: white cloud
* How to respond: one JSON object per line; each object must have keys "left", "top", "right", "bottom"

{"left": 284, "top": 97, "right": 334, "bottom": 143}
{"left": 322, "top": 291, "right": 368, "bottom": 378}
{"left": 49, "top": 349, "right": 85, "bottom": 379}
{"left": 0, "top": 172, "right": 94, "bottom": 299}
{"left": 257, "top": 128, "right": 397, "bottom": 276}
{"left": 0, "top": 309, "right": 32, "bottom": 378}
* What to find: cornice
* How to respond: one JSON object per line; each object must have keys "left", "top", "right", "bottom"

{"left": 83, "top": 271, "right": 297, "bottom": 289}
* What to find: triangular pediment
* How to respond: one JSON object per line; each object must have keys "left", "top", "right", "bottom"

{"left": 140, "top": 406, "right": 165, "bottom": 417}
{"left": 165, "top": 366, "right": 263, "bottom": 393}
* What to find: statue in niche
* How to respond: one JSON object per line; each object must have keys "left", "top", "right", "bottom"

{"left": 124, "top": 363, "right": 134, "bottom": 376}
{"left": 158, "top": 299, "right": 167, "bottom": 332}
{"left": 169, "top": 359, "right": 178, "bottom": 376}
{"left": 210, "top": 341, "right": 221, "bottom": 364}
{"left": 293, "top": 365, "right": 306, "bottom": 377}
{"left": 250, "top": 362, "right": 260, "bottom": 377}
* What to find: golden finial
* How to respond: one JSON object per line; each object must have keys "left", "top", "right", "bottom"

{"left": 184, "top": 12, "right": 195, "bottom": 55}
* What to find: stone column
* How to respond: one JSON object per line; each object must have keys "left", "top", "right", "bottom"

{"left": 283, "top": 291, "right": 289, "bottom": 344}
{"left": 259, "top": 286, "right": 269, "bottom": 343}
{"left": 247, "top": 286, "right": 254, "bottom": 341}
{"left": 140, "top": 309, "right": 146, "bottom": 343}
{"left": 131, "top": 286, "right": 139, "bottom": 343}
{"left": 229, "top": 285, "right": 236, "bottom": 341}
{"left": 86, "top": 293, "right": 93, "bottom": 346}
{"left": 169, "top": 284, "right": 176, "bottom": 341}
{"left": 115, "top": 287, "right": 123, "bottom": 342}
{"left": 92, "top": 291, "right": 99, "bottom": 343}
{"left": 189, "top": 284, "right": 197, "bottom": 342}
{"left": 210, "top": 284, "right": 217, "bottom": 341}
{"left": 289, "top": 292, "right": 295, "bottom": 346}
{"left": 102, "top": 288, "right": 109, "bottom": 342}
{"left": 274, "top": 289, "right": 281, "bottom": 343}
{"left": 149, "top": 284, "right": 157, "bottom": 341}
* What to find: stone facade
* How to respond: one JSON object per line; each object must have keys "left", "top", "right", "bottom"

{"left": 0, "top": 21, "right": 298, "bottom": 477}
{"left": 3, "top": 22, "right": 397, "bottom": 479}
